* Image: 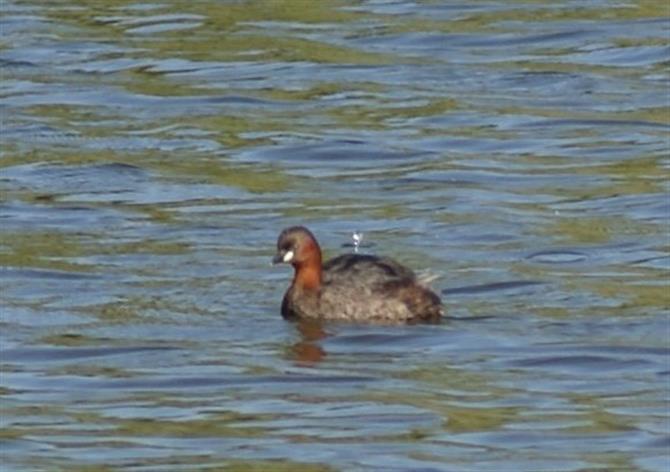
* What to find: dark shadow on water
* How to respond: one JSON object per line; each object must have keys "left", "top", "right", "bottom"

{"left": 285, "top": 317, "right": 462, "bottom": 360}
{"left": 509, "top": 355, "right": 652, "bottom": 372}
{"left": 0, "top": 267, "right": 104, "bottom": 280}
{"left": 289, "top": 320, "right": 330, "bottom": 365}
{"left": 2, "top": 345, "right": 179, "bottom": 363}
{"left": 442, "top": 280, "right": 545, "bottom": 296}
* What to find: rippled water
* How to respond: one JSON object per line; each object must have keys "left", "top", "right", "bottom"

{"left": 1, "top": 1, "right": 668, "bottom": 471}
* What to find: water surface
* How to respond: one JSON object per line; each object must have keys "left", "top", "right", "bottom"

{"left": 1, "top": 1, "right": 668, "bottom": 471}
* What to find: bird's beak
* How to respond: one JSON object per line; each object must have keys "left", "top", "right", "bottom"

{"left": 272, "top": 251, "right": 285, "bottom": 265}
{"left": 272, "top": 249, "right": 294, "bottom": 265}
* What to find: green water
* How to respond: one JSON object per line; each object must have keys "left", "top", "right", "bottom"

{"left": 1, "top": 1, "right": 668, "bottom": 471}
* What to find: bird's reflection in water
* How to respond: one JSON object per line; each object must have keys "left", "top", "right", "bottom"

{"left": 290, "top": 320, "right": 330, "bottom": 365}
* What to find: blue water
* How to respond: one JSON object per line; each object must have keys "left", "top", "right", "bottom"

{"left": 1, "top": 1, "right": 668, "bottom": 471}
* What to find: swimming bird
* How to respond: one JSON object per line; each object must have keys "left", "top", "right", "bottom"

{"left": 273, "top": 226, "right": 443, "bottom": 323}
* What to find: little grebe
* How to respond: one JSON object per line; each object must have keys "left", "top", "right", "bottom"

{"left": 273, "top": 226, "right": 443, "bottom": 323}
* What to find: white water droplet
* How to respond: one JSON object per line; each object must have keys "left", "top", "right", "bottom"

{"left": 352, "top": 231, "right": 363, "bottom": 253}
